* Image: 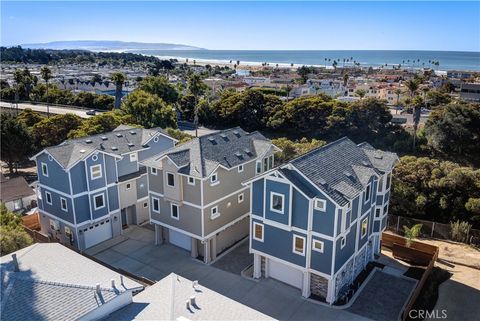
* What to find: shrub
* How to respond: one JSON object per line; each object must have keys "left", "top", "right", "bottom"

{"left": 450, "top": 220, "right": 472, "bottom": 243}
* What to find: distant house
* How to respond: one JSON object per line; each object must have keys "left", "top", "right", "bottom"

{"left": 243, "top": 76, "right": 271, "bottom": 85}
{"left": 1, "top": 243, "right": 143, "bottom": 321}
{"left": 0, "top": 174, "right": 36, "bottom": 213}
{"left": 141, "top": 127, "right": 278, "bottom": 263}
{"left": 245, "top": 137, "right": 398, "bottom": 303}
{"left": 459, "top": 83, "right": 480, "bottom": 102}
{"left": 30, "top": 126, "right": 177, "bottom": 250}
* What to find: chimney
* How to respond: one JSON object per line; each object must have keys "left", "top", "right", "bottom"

{"left": 12, "top": 254, "right": 19, "bottom": 272}
{"left": 111, "top": 279, "right": 116, "bottom": 289}
{"left": 190, "top": 296, "right": 196, "bottom": 306}
{"left": 96, "top": 283, "right": 101, "bottom": 295}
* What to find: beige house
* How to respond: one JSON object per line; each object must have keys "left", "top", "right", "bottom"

{"left": 141, "top": 127, "right": 278, "bottom": 263}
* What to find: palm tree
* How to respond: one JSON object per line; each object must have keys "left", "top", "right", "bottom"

{"left": 187, "top": 73, "right": 207, "bottom": 137}
{"left": 394, "top": 88, "right": 402, "bottom": 114}
{"left": 403, "top": 224, "right": 423, "bottom": 247}
{"left": 40, "top": 66, "right": 52, "bottom": 117}
{"left": 404, "top": 79, "right": 421, "bottom": 149}
{"left": 111, "top": 72, "right": 126, "bottom": 109}
{"left": 343, "top": 73, "right": 349, "bottom": 87}
{"left": 404, "top": 79, "right": 419, "bottom": 98}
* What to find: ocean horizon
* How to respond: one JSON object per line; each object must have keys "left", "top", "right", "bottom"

{"left": 127, "top": 49, "right": 480, "bottom": 71}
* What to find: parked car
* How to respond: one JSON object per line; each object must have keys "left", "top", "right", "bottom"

{"left": 86, "top": 109, "right": 96, "bottom": 115}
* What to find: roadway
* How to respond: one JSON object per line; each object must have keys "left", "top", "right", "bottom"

{"left": 0, "top": 101, "right": 97, "bottom": 118}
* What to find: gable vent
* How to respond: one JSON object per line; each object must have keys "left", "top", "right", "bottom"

{"left": 116, "top": 133, "right": 123, "bottom": 138}
{"left": 85, "top": 139, "right": 92, "bottom": 144}
{"left": 101, "top": 136, "right": 108, "bottom": 141}
{"left": 111, "top": 146, "right": 118, "bottom": 151}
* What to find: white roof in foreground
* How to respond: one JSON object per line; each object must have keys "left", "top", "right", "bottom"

{"left": 0, "top": 243, "right": 142, "bottom": 290}
{"left": 105, "top": 273, "right": 275, "bottom": 321}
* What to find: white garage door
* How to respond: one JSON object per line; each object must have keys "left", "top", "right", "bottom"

{"left": 84, "top": 220, "right": 113, "bottom": 249}
{"left": 268, "top": 259, "right": 303, "bottom": 289}
{"left": 169, "top": 229, "right": 191, "bottom": 251}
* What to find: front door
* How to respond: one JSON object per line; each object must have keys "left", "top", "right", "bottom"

{"left": 121, "top": 208, "right": 128, "bottom": 229}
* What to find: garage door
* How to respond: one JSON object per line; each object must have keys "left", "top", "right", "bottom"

{"left": 169, "top": 229, "right": 191, "bottom": 251}
{"left": 268, "top": 259, "right": 303, "bottom": 289}
{"left": 84, "top": 220, "right": 113, "bottom": 249}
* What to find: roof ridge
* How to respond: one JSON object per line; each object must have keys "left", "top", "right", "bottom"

{"left": 290, "top": 136, "right": 352, "bottom": 164}
{"left": 10, "top": 276, "right": 119, "bottom": 293}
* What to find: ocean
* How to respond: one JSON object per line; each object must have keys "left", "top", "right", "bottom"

{"left": 129, "top": 50, "right": 480, "bottom": 71}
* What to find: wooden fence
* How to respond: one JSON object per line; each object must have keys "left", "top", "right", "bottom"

{"left": 22, "top": 212, "right": 41, "bottom": 230}
{"left": 382, "top": 232, "right": 439, "bottom": 321}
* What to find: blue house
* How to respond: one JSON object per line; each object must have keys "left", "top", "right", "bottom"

{"left": 31, "top": 125, "right": 176, "bottom": 250}
{"left": 246, "top": 137, "right": 398, "bottom": 303}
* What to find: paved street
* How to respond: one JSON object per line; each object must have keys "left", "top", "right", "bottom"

{"left": 0, "top": 101, "right": 98, "bottom": 118}
{"left": 86, "top": 226, "right": 372, "bottom": 321}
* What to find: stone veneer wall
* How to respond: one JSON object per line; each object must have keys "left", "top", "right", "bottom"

{"left": 310, "top": 273, "right": 328, "bottom": 299}
{"left": 261, "top": 257, "right": 266, "bottom": 277}
{"left": 334, "top": 259, "right": 354, "bottom": 299}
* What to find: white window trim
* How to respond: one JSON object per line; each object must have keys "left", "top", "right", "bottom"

{"left": 41, "top": 162, "right": 49, "bottom": 177}
{"left": 210, "top": 172, "right": 219, "bottom": 186}
{"left": 45, "top": 191, "right": 52, "bottom": 205}
{"left": 270, "top": 192, "right": 285, "bottom": 214}
{"left": 238, "top": 193, "right": 244, "bottom": 203}
{"left": 341, "top": 210, "right": 347, "bottom": 233}
{"left": 292, "top": 235, "right": 306, "bottom": 256}
{"left": 210, "top": 206, "right": 220, "bottom": 219}
{"left": 188, "top": 176, "right": 195, "bottom": 186}
{"left": 364, "top": 183, "right": 372, "bottom": 203}
{"left": 93, "top": 193, "right": 105, "bottom": 210}
{"left": 166, "top": 172, "right": 175, "bottom": 187}
{"left": 255, "top": 160, "right": 262, "bottom": 174}
{"left": 130, "top": 153, "right": 137, "bottom": 162}
{"left": 340, "top": 237, "right": 346, "bottom": 249}
{"left": 312, "top": 239, "right": 324, "bottom": 253}
{"left": 150, "top": 167, "right": 158, "bottom": 175}
{"left": 170, "top": 203, "right": 179, "bottom": 220}
{"left": 152, "top": 197, "right": 160, "bottom": 213}
{"left": 361, "top": 217, "right": 368, "bottom": 238}
{"left": 60, "top": 197, "right": 68, "bottom": 212}
{"left": 253, "top": 222, "right": 264, "bottom": 242}
{"left": 314, "top": 199, "right": 326, "bottom": 212}
{"left": 13, "top": 199, "right": 22, "bottom": 210}
{"left": 375, "top": 207, "right": 381, "bottom": 218}
{"left": 238, "top": 164, "right": 244, "bottom": 173}
{"left": 90, "top": 164, "right": 102, "bottom": 180}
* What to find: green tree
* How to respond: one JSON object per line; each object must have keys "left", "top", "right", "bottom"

{"left": 121, "top": 90, "right": 177, "bottom": 129}
{"left": 0, "top": 203, "right": 33, "bottom": 256}
{"left": 40, "top": 66, "right": 52, "bottom": 116}
{"left": 31, "top": 113, "right": 83, "bottom": 148}
{"left": 111, "top": 72, "right": 126, "bottom": 109}
{"left": 272, "top": 137, "right": 326, "bottom": 163}
{"left": 0, "top": 114, "right": 33, "bottom": 173}
{"left": 426, "top": 90, "right": 452, "bottom": 108}
{"left": 403, "top": 224, "right": 423, "bottom": 247}
{"left": 91, "top": 73, "right": 102, "bottom": 85}
{"left": 68, "top": 111, "right": 136, "bottom": 138}
{"left": 297, "top": 66, "right": 311, "bottom": 83}
{"left": 17, "top": 108, "right": 45, "bottom": 127}
{"left": 355, "top": 89, "right": 367, "bottom": 99}
{"left": 138, "top": 76, "right": 179, "bottom": 104}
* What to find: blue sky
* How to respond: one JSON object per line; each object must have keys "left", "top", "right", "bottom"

{"left": 2, "top": 1, "right": 479, "bottom": 51}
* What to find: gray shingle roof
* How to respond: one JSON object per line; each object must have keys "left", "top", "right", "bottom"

{"left": 104, "top": 273, "right": 274, "bottom": 321}
{"left": 0, "top": 176, "right": 35, "bottom": 202}
{"left": 43, "top": 127, "right": 172, "bottom": 169}
{"left": 290, "top": 137, "right": 398, "bottom": 206}
{"left": 142, "top": 127, "right": 273, "bottom": 178}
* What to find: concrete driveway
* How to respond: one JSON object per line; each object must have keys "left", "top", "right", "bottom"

{"left": 87, "top": 226, "right": 372, "bottom": 321}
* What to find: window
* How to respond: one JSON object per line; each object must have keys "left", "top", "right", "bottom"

{"left": 41, "top": 162, "right": 48, "bottom": 177}
{"left": 130, "top": 153, "right": 137, "bottom": 162}
{"left": 126, "top": 183, "right": 131, "bottom": 190}
{"left": 268, "top": 155, "right": 274, "bottom": 170}
{"left": 152, "top": 197, "right": 160, "bottom": 213}
{"left": 171, "top": 203, "right": 179, "bottom": 220}
{"left": 377, "top": 176, "right": 384, "bottom": 192}
{"left": 167, "top": 172, "right": 175, "bottom": 187}
{"left": 150, "top": 167, "right": 157, "bottom": 175}
{"left": 90, "top": 165, "right": 102, "bottom": 180}
{"left": 313, "top": 240, "right": 324, "bottom": 253}
{"left": 13, "top": 199, "right": 22, "bottom": 210}
{"left": 383, "top": 203, "right": 389, "bottom": 215}
{"left": 361, "top": 218, "right": 368, "bottom": 238}
{"left": 340, "top": 237, "right": 346, "bottom": 249}
{"left": 92, "top": 155, "right": 98, "bottom": 162}
{"left": 365, "top": 183, "right": 371, "bottom": 203}
{"left": 375, "top": 208, "right": 381, "bottom": 218}
{"left": 263, "top": 157, "right": 269, "bottom": 172}
{"left": 211, "top": 206, "right": 220, "bottom": 219}
{"left": 314, "top": 199, "right": 326, "bottom": 212}
{"left": 256, "top": 161, "right": 262, "bottom": 174}
{"left": 153, "top": 136, "right": 159, "bottom": 143}
{"left": 49, "top": 219, "right": 59, "bottom": 231}
{"left": 238, "top": 193, "right": 244, "bottom": 203}
{"left": 270, "top": 192, "right": 284, "bottom": 214}
{"left": 188, "top": 176, "right": 195, "bottom": 186}
{"left": 253, "top": 222, "right": 264, "bottom": 242}
{"left": 292, "top": 235, "right": 305, "bottom": 255}
{"left": 93, "top": 194, "right": 105, "bottom": 210}
{"left": 60, "top": 197, "right": 68, "bottom": 212}
{"left": 45, "top": 191, "right": 52, "bottom": 205}
{"left": 386, "top": 173, "right": 392, "bottom": 189}
{"left": 210, "top": 172, "right": 219, "bottom": 185}
{"left": 238, "top": 164, "right": 244, "bottom": 173}
{"left": 143, "top": 202, "right": 148, "bottom": 208}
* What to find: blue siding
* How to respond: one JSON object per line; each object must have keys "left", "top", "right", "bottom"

{"left": 37, "top": 153, "right": 70, "bottom": 194}
{"left": 89, "top": 190, "right": 108, "bottom": 219}
{"left": 264, "top": 179, "right": 290, "bottom": 225}
{"left": 74, "top": 195, "right": 91, "bottom": 223}
{"left": 334, "top": 221, "right": 357, "bottom": 273}
{"left": 70, "top": 162, "right": 88, "bottom": 194}
{"left": 351, "top": 196, "right": 359, "bottom": 222}
{"left": 357, "top": 214, "right": 370, "bottom": 249}
{"left": 360, "top": 176, "right": 376, "bottom": 214}
{"left": 117, "top": 155, "right": 137, "bottom": 177}
{"left": 108, "top": 186, "right": 119, "bottom": 211}
{"left": 312, "top": 192, "right": 336, "bottom": 237}
{"left": 251, "top": 180, "right": 264, "bottom": 217}
{"left": 136, "top": 175, "right": 148, "bottom": 199}
{"left": 138, "top": 135, "right": 175, "bottom": 161}
{"left": 291, "top": 189, "right": 308, "bottom": 230}
{"left": 85, "top": 153, "right": 106, "bottom": 191}
{"left": 41, "top": 188, "right": 75, "bottom": 224}
{"left": 381, "top": 216, "right": 387, "bottom": 230}
{"left": 310, "top": 237, "right": 333, "bottom": 275}
{"left": 376, "top": 195, "right": 383, "bottom": 205}
{"left": 336, "top": 208, "right": 343, "bottom": 236}
{"left": 252, "top": 220, "right": 306, "bottom": 268}
{"left": 105, "top": 155, "right": 117, "bottom": 184}
{"left": 384, "top": 190, "right": 390, "bottom": 202}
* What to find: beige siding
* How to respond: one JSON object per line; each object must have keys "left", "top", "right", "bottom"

{"left": 148, "top": 169, "right": 164, "bottom": 194}
{"left": 163, "top": 160, "right": 183, "bottom": 202}
{"left": 135, "top": 199, "right": 149, "bottom": 224}
{"left": 215, "top": 216, "right": 249, "bottom": 254}
{"left": 118, "top": 181, "right": 137, "bottom": 209}
{"left": 182, "top": 176, "right": 201, "bottom": 205}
